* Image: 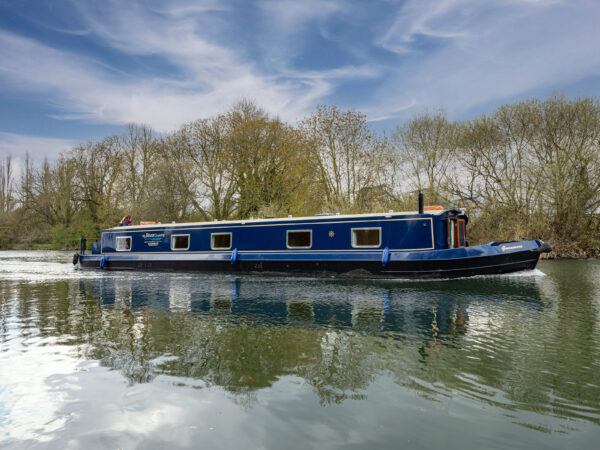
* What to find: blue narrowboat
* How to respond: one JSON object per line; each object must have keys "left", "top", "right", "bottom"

{"left": 75, "top": 202, "right": 551, "bottom": 279}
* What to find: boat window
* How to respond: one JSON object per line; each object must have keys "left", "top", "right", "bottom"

{"left": 287, "top": 230, "right": 312, "bottom": 249}
{"left": 116, "top": 236, "right": 132, "bottom": 251}
{"left": 211, "top": 232, "right": 232, "bottom": 250}
{"left": 447, "top": 218, "right": 466, "bottom": 248}
{"left": 171, "top": 234, "right": 190, "bottom": 250}
{"left": 351, "top": 228, "right": 381, "bottom": 248}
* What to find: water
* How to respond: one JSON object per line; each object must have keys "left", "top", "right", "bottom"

{"left": 1, "top": 251, "right": 599, "bottom": 449}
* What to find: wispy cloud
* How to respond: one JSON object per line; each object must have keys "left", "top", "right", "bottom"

{"left": 372, "top": 0, "right": 600, "bottom": 119}
{"left": 377, "top": 0, "right": 566, "bottom": 54}
{"left": 0, "top": 132, "right": 75, "bottom": 162}
{"left": 0, "top": 0, "right": 598, "bottom": 136}
{"left": 258, "top": 0, "right": 343, "bottom": 33}
{"left": 0, "top": 0, "right": 378, "bottom": 132}
{"left": 378, "top": 0, "right": 470, "bottom": 54}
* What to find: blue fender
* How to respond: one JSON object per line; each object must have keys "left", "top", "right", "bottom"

{"left": 381, "top": 247, "right": 390, "bottom": 267}
{"left": 231, "top": 248, "right": 238, "bottom": 264}
{"left": 100, "top": 256, "right": 106, "bottom": 269}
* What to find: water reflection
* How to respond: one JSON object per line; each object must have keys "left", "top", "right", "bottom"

{"left": 81, "top": 275, "right": 546, "bottom": 330}
{"left": 70, "top": 274, "right": 557, "bottom": 400}
{"left": 1, "top": 255, "right": 600, "bottom": 448}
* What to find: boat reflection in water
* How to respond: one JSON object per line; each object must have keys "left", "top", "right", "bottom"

{"left": 75, "top": 273, "right": 559, "bottom": 407}
{"left": 83, "top": 274, "right": 545, "bottom": 336}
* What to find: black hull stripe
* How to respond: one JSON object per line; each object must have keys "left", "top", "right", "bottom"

{"left": 79, "top": 252, "right": 540, "bottom": 279}
{"left": 381, "top": 258, "right": 539, "bottom": 274}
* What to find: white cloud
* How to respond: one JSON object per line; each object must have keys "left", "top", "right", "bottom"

{"left": 0, "top": 28, "right": 307, "bottom": 130}
{"left": 0, "top": 132, "right": 76, "bottom": 180}
{"left": 0, "top": 131, "right": 75, "bottom": 160}
{"left": 373, "top": 0, "right": 600, "bottom": 119}
{"left": 258, "top": 0, "right": 343, "bottom": 33}
{"left": 0, "top": 1, "right": 379, "bottom": 132}
{"left": 378, "top": 0, "right": 566, "bottom": 54}
{"left": 0, "top": 0, "right": 598, "bottom": 133}
{"left": 378, "top": 0, "right": 470, "bottom": 54}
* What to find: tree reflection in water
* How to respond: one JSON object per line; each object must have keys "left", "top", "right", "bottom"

{"left": 2, "top": 268, "right": 599, "bottom": 429}
{"left": 73, "top": 275, "right": 545, "bottom": 403}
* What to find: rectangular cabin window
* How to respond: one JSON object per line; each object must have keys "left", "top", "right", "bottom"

{"left": 116, "top": 236, "right": 132, "bottom": 251}
{"left": 351, "top": 228, "right": 381, "bottom": 248}
{"left": 287, "top": 230, "right": 312, "bottom": 249}
{"left": 211, "top": 233, "right": 232, "bottom": 250}
{"left": 171, "top": 234, "right": 190, "bottom": 251}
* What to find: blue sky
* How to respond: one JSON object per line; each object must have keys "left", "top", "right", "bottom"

{"left": 1, "top": 0, "right": 600, "bottom": 161}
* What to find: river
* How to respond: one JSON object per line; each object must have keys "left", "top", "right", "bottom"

{"left": 1, "top": 251, "right": 599, "bottom": 449}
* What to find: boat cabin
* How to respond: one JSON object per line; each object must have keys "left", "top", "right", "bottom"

{"left": 90, "top": 209, "right": 468, "bottom": 256}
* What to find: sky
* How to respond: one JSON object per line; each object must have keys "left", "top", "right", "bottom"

{"left": 1, "top": 0, "right": 600, "bottom": 161}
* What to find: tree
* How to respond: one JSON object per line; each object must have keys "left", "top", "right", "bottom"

{"left": 119, "top": 124, "right": 159, "bottom": 213}
{"left": 0, "top": 154, "right": 13, "bottom": 214}
{"left": 229, "top": 116, "right": 315, "bottom": 218}
{"left": 178, "top": 115, "right": 237, "bottom": 220}
{"left": 19, "top": 156, "right": 78, "bottom": 228}
{"left": 527, "top": 96, "right": 600, "bottom": 241}
{"left": 142, "top": 134, "right": 207, "bottom": 222}
{"left": 451, "top": 102, "right": 541, "bottom": 213}
{"left": 392, "top": 110, "right": 456, "bottom": 204}
{"left": 301, "top": 105, "right": 388, "bottom": 212}
{"left": 70, "top": 136, "right": 122, "bottom": 226}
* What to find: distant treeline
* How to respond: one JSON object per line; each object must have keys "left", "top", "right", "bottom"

{"left": 1, "top": 97, "right": 599, "bottom": 256}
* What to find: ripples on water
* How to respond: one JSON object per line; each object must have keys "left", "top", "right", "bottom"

{"left": 1, "top": 251, "right": 599, "bottom": 448}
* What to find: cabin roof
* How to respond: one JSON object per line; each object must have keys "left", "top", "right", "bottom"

{"left": 105, "top": 209, "right": 450, "bottom": 231}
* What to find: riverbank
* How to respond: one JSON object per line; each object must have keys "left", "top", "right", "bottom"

{"left": 540, "top": 239, "right": 600, "bottom": 260}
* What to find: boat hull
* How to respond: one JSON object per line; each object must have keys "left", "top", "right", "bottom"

{"left": 77, "top": 240, "right": 550, "bottom": 279}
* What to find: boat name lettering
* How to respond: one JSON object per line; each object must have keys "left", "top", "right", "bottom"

{"left": 501, "top": 245, "right": 523, "bottom": 251}
{"left": 142, "top": 233, "right": 165, "bottom": 240}
{"left": 143, "top": 233, "right": 165, "bottom": 247}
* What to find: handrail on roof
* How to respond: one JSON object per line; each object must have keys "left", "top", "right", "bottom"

{"left": 103, "top": 209, "right": 451, "bottom": 230}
